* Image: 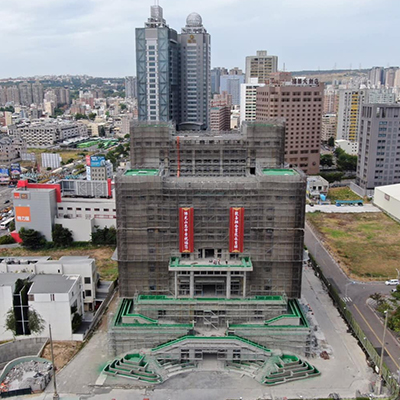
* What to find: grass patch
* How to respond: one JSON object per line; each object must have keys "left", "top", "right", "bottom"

{"left": 307, "top": 212, "right": 400, "bottom": 280}
{"left": 0, "top": 245, "right": 118, "bottom": 281}
{"left": 327, "top": 187, "right": 362, "bottom": 202}
{"left": 27, "top": 148, "right": 94, "bottom": 163}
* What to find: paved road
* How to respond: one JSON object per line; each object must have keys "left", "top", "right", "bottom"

{"left": 305, "top": 222, "right": 400, "bottom": 375}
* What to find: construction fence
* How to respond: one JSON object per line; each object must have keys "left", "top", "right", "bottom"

{"left": 308, "top": 253, "right": 400, "bottom": 399}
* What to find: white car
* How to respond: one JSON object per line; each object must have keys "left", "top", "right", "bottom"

{"left": 385, "top": 279, "right": 399, "bottom": 286}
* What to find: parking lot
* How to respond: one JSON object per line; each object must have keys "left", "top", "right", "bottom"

{"left": 0, "top": 186, "right": 15, "bottom": 235}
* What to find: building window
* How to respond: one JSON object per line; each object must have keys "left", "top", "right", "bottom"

{"left": 84, "top": 277, "right": 91, "bottom": 284}
{"left": 50, "top": 294, "right": 55, "bottom": 301}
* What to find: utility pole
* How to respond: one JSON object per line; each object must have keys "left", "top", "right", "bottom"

{"left": 376, "top": 311, "right": 389, "bottom": 394}
{"left": 49, "top": 324, "right": 59, "bottom": 400}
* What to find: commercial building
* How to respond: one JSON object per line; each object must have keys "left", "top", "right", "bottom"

{"left": 240, "top": 79, "right": 265, "bottom": 125}
{"left": 178, "top": 13, "right": 211, "bottom": 130}
{"left": 321, "top": 113, "right": 337, "bottom": 142}
{"left": 355, "top": 104, "right": 400, "bottom": 196}
{"left": 12, "top": 179, "right": 115, "bottom": 242}
{"left": 86, "top": 155, "right": 113, "bottom": 181}
{"left": 136, "top": 4, "right": 180, "bottom": 123}
{"left": 220, "top": 74, "right": 244, "bottom": 106}
{"left": 211, "top": 67, "right": 228, "bottom": 94}
{"left": 136, "top": 5, "right": 211, "bottom": 130}
{"left": 0, "top": 134, "right": 26, "bottom": 164}
{"left": 256, "top": 77, "right": 324, "bottom": 175}
{"left": 8, "top": 120, "right": 88, "bottom": 147}
{"left": 374, "top": 184, "right": 400, "bottom": 222}
{"left": 245, "top": 50, "right": 278, "bottom": 83}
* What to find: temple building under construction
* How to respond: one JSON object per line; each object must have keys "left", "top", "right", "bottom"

{"left": 107, "top": 121, "right": 320, "bottom": 386}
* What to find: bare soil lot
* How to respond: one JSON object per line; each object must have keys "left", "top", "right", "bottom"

{"left": 307, "top": 212, "right": 400, "bottom": 279}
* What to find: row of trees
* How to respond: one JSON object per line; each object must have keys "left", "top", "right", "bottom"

{"left": 18, "top": 225, "right": 116, "bottom": 250}
{"left": 320, "top": 148, "right": 357, "bottom": 172}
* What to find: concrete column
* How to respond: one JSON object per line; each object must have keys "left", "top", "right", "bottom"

{"left": 243, "top": 272, "right": 246, "bottom": 299}
{"left": 226, "top": 271, "right": 231, "bottom": 299}
{"left": 190, "top": 271, "right": 194, "bottom": 298}
{"left": 174, "top": 272, "right": 178, "bottom": 299}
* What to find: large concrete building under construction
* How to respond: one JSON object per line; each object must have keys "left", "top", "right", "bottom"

{"left": 108, "top": 121, "right": 318, "bottom": 386}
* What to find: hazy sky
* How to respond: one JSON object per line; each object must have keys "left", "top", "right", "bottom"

{"left": 1, "top": 0, "right": 399, "bottom": 78}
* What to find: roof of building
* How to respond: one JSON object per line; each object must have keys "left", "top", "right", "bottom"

{"left": 0, "top": 273, "right": 31, "bottom": 288}
{"left": 29, "top": 274, "right": 78, "bottom": 294}
{"left": 124, "top": 169, "right": 159, "bottom": 176}
{"left": 262, "top": 169, "right": 298, "bottom": 176}
{"left": 375, "top": 183, "right": 400, "bottom": 199}
{"left": 186, "top": 12, "right": 202, "bottom": 27}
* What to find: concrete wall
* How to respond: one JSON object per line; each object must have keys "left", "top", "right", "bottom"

{"left": 230, "top": 326, "right": 310, "bottom": 356}
{"left": 374, "top": 186, "right": 400, "bottom": 222}
{"left": 0, "top": 286, "right": 14, "bottom": 341}
{"left": 108, "top": 325, "right": 189, "bottom": 357}
{"left": 54, "top": 217, "right": 94, "bottom": 241}
{"left": 0, "top": 338, "right": 48, "bottom": 370}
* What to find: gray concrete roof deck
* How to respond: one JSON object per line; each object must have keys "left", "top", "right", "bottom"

{"left": 29, "top": 274, "right": 78, "bottom": 294}
{"left": 0, "top": 273, "right": 31, "bottom": 287}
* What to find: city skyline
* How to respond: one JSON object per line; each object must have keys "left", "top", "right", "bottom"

{"left": 1, "top": 0, "right": 400, "bottom": 78}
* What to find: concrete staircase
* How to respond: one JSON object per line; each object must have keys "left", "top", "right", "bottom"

{"left": 103, "top": 353, "right": 162, "bottom": 383}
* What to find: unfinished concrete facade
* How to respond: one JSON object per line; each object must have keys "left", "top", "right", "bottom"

{"left": 111, "top": 121, "right": 310, "bottom": 366}
{"left": 116, "top": 121, "right": 306, "bottom": 301}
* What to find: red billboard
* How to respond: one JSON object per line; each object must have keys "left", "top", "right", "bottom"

{"left": 229, "top": 207, "right": 244, "bottom": 253}
{"left": 179, "top": 207, "right": 194, "bottom": 253}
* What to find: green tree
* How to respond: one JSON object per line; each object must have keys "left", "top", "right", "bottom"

{"left": 52, "top": 224, "right": 73, "bottom": 247}
{"left": 319, "top": 172, "right": 344, "bottom": 183}
{"left": 0, "top": 235, "right": 15, "bottom": 244}
{"left": 19, "top": 228, "right": 46, "bottom": 250}
{"left": 88, "top": 112, "right": 96, "bottom": 121}
{"left": 53, "top": 108, "right": 64, "bottom": 117}
{"left": 71, "top": 312, "right": 82, "bottom": 332}
{"left": 337, "top": 153, "right": 357, "bottom": 171}
{"left": 91, "top": 226, "right": 116, "bottom": 245}
{"left": 320, "top": 154, "right": 334, "bottom": 167}
{"left": 328, "top": 136, "right": 335, "bottom": 147}
{"left": 5, "top": 307, "right": 45, "bottom": 337}
{"left": 120, "top": 103, "right": 127, "bottom": 110}
{"left": 66, "top": 158, "right": 74, "bottom": 164}
{"left": 124, "top": 134, "right": 130, "bottom": 139}
{"left": 99, "top": 126, "right": 106, "bottom": 137}
{"left": 75, "top": 113, "right": 88, "bottom": 120}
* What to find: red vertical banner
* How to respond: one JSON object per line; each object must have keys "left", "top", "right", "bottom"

{"left": 229, "top": 207, "right": 244, "bottom": 253}
{"left": 179, "top": 207, "right": 194, "bottom": 253}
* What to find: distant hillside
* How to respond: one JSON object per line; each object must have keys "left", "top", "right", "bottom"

{"left": 289, "top": 69, "right": 368, "bottom": 83}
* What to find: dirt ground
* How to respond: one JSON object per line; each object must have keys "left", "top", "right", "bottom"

{"left": 0, "top": 246, "right": 118, "bottom": 281}
{"left": 40, "top": 294, "right": 119, "bottom": 371}
{"left": 41, "top": 341, "right": 82, "bottom": 371}
{"left": 307, "top": 212, "right": 400, "bottom": 279}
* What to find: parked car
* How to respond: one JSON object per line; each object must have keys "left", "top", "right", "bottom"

{"left": 385, "top": 279, "right": 400, "bottom": 286}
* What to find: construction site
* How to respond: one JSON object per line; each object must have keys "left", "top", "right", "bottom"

{"left": 110, "top": 121, "right": 315, "bottom": 386}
